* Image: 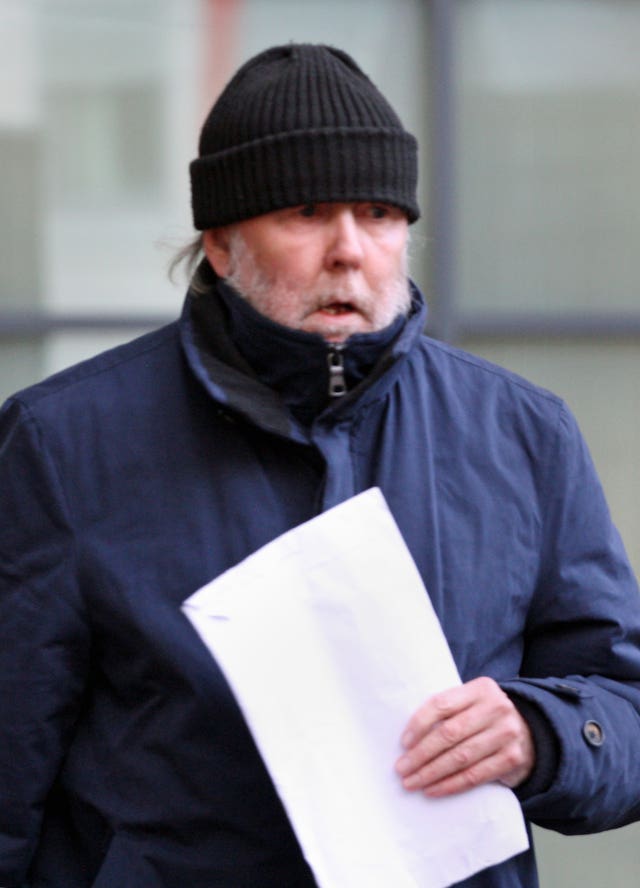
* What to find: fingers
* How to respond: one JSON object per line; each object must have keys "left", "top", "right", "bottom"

{"left": 400, "top": 678, "right": 494, "bottom": 748}
{"left": 395, "top": 677, "right": 535, "bottom": 798}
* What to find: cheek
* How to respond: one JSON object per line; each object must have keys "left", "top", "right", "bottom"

{"left": 366, "top": 247, "right": 406, "bottom": 282}
{"left": 270, "top": 253, "right": 320, "bottom": 288}
{"left": 260, "top": 290, "right": 309, "bottom": 328}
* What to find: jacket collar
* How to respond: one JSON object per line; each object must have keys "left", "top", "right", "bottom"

{"left": 179, "top": 267, "right": 427, "bottom": 439}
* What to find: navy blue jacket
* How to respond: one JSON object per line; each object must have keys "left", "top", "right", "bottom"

{"left": 1, "top": 281, "right": 640, "bottom": 887}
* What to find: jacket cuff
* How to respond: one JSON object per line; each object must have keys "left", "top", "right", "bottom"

{"left": 505, "top": 691, "right": 560, "bottom": 800}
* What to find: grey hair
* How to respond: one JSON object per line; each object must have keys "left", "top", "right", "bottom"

{"left": 167, "top": 232, "right": 213, "bottom": 296}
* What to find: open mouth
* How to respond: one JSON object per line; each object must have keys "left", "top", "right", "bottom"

{"left": 321, "top": 303, "right": 356, "bottom": 315}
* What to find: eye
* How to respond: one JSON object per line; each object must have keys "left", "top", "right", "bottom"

{"left": 298, "top": 203, "right": 317, "bottom": 218}
{"left": 369, "top": 204, "right": 390, "bottom": 219}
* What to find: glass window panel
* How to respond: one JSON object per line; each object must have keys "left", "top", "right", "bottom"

{"left": 47, "top": 83, "right": 164, "bottom": 208}
{"left": 0, "top": 338, "right": 45, "bottom": 404}
{"left": 0, "top": 129, "right": 41, "bottom": 309}
{"left": 456, "top": 0, "right": 640, "bottom": 316}
{"left": 43, "top": 327, "right": 157, "bottom": 378}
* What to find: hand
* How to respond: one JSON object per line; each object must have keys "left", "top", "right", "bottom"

{"left": 395, "top": 676, "right": 535, "bottom": 798}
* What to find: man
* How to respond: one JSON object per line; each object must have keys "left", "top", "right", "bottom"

{"left": 1, "top": 42, "right": 639, "bottom": 888}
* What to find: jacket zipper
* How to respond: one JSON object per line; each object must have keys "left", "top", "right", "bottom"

{"left": 327, "top": 344, "right": 347, "bottom": 398}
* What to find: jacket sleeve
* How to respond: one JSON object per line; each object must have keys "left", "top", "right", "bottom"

{"left": 501, "top": 402, "right": 640, "bottom": 834}
{"left": 0, "top": 398, "right": 90, "bottom": 887}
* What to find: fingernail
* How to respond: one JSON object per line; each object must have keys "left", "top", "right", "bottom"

{"left": 396, "top": 755, "right": 411, "bottom": 776}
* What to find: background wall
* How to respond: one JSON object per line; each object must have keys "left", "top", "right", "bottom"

{"left": 1, "top": 0, "right": 639, "bottom": 883}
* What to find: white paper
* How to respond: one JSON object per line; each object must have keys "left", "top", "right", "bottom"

{"left": 182, "top": 487, "right": 528, "bottom": 887}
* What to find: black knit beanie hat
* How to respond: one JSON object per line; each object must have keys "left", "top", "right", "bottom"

{"left": 190, "top": 43, "right": 419, "bottom": 228}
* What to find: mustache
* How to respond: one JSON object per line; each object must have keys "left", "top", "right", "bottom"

{"left": 315, "top": 288, "right": 366, "bottom": 307}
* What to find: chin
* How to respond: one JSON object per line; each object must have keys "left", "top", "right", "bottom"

{"left": 317, "top": 327, "right": 362, "bottom": 343}
{"left": 306, "top": 317, "right": 371, "bottom": 342}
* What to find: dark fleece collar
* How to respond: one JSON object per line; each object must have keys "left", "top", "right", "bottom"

{"left": 188, "top": 268, "right": 420, "bottom": 427}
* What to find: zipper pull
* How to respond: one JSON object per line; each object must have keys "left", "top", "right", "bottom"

{"left": 327, "top": 344, "right": 347, "bottom": 398}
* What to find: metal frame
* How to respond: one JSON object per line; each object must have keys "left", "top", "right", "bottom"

{"left": 456, "top": 312, "right": 640, "bottom": 340}
{"left": 0, "top": 311, "right": 172, "bottom": 338}
{"left": 428, "top": 0, "right": 458, "bottom": 343}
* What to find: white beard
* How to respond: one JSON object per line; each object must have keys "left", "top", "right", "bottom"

{"left": 225, "top": 229, "right": 411, "bottom": 340}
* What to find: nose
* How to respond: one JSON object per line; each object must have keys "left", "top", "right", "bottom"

{"left": 323, "top": 207, "right": 364, "bottom": 271}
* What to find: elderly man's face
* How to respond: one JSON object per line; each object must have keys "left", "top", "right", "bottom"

{"left": 203, "top": 201, "right": 410, "bottom": 343}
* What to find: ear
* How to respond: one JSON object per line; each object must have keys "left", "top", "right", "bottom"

{"left": 202, "top": 228, "right": 233, "bottom": 278}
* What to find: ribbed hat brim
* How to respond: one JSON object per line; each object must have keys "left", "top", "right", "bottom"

{"left": 191, "top": 126, "right": 419, "bottom": 228}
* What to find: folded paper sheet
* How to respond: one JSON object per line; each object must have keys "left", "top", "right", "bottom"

{"left": 182, "top": 487, "right": 528, "bottom": 887}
